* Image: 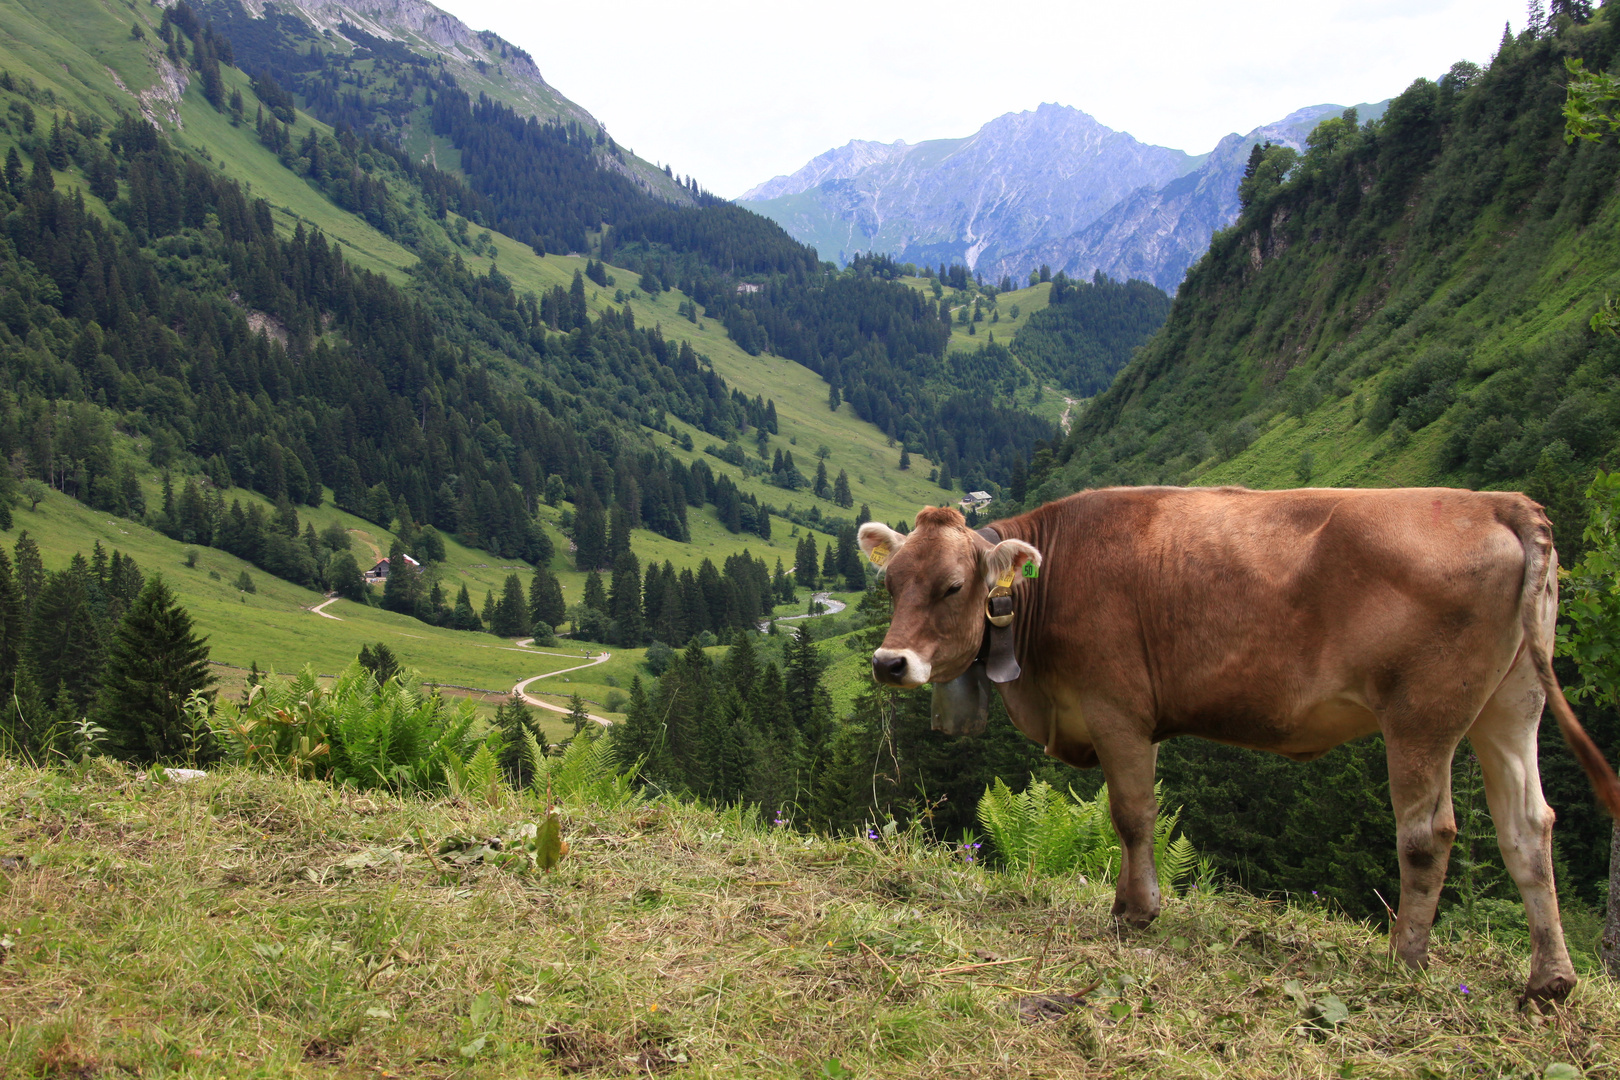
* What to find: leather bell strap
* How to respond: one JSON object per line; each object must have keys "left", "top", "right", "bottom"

{"left": 975, "top": 526, "right": 1021, "bottom": 684}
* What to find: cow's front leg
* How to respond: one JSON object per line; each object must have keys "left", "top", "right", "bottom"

{"left": 1384, "top": 730, "right": 1461, "bottom": 971}
{"left": 1096, "top": 735, "right": 1161, "bottom": 928}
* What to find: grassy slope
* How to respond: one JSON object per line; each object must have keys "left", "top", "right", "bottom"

{"left": 3, "top": 761, "right": 1613, "bottom": 1078}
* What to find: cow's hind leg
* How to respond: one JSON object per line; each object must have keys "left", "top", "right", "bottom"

{"left": 1383, "top": 722, "right": 1463, "bottom": 972}
{"left": 1469, "top": 655, "right": 1576, "bottom": 1004}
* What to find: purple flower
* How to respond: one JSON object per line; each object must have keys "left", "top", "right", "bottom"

{"left": 867, "top": 829, "right": 880, "bottom": 841}
{"left": 1460, "top": 984, "right": 1470, "bottom": 994}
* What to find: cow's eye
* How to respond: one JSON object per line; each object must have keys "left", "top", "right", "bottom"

{"left": 943, "top": 583, "right": 962, "bottom": 596}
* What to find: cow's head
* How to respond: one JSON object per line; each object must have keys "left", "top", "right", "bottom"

{"left": 859, "top": 506, "right": 1041, "bottom": 688}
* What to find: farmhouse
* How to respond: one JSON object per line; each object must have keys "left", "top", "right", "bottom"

{"left": 960, "top": 490, "right": 993, "bottom": 511}
{"left": 364, "top": 553, "right": 421, "bottom": 583}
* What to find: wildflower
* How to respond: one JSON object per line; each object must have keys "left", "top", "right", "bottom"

{"left": 1460, "top": 984, "right": 1469, "bottom": 994}
{"left": 866, "top": 829, "right": 880, "bottom": 841}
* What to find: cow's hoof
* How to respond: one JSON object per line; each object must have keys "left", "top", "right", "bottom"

{"left": 1109, "top": 906, "right": 1157, "bottom": 931}
{"left": 1519, "top": 972, "right": 1576, "bottom": 1009}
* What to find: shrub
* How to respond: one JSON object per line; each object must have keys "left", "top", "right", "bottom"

{"left": 209, "top": 663, "right": 487, "bottom": 794}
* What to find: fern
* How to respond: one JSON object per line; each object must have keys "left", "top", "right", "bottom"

{"left": 530, "top": 729, "right": 640, "bottom": 809}
{"left": 976, "top": 778, "right": 1199, "bottom": 891}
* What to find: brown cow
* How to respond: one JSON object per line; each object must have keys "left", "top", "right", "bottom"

{"left": 859, "top": 487, "right": 1620, "bottom": 1004}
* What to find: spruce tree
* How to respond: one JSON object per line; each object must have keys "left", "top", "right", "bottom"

{"left": 13, "top": 532, "right": 43, "bottom": 613}
{"left": 494, "top": 691, "right": 541, "bottom": 786}
{"left": 566, "top": 693, "right": 591, "bottom": 736}
{"left": 529, "top": 567, "right": 566, "bottom": 631}
{"left": 833, "top": 470, "right": 853, "bottom": 508}
{"left": 94, "top": 575, "right": 214, "bottom": 764}
{"left": 493, "top": 573, "right": 527, "bottom": 637}
{"left": 452, "top": 583, "right": 481, "bottom": 631}
{"left": 608, "top": 550, "right": 644, "bottom": 645}
{"left": 0, "top": 546, "right": 22, "bottom": 698}
{"left": 29, "top": 564, "right": 106, "bottom": 715}
{"left": 582, "top": 571, "right": 607, "bottom": 613}
{"left": 381, "top": 539, "right": 420, "bottom": 615}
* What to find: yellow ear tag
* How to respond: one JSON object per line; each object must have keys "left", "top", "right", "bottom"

{"left": 868, "top": 543, "right": 889, "bottom": 566}
{"left": 996, "top": 568, "right": 1016, "bottom": 590}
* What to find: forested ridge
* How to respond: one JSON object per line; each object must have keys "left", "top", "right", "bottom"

{"left": 1039, "top": 10, "right": 1620, "bottom": 543}
{"left": 193, "top": 0, "right": 1054, "bottom": 489}
{"left": 0, "top": 0, "right": 899, "bottom": 631}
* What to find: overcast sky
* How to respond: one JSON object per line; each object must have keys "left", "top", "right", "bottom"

{"left": 437, "top": 0, "right": 1523, "bottom": 199}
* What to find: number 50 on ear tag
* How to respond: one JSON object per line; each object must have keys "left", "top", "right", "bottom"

{"left": 1022, "top": 561, "right": 1039, "bottom": 579}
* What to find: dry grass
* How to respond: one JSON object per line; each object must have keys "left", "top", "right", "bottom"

{"left": 0, "top": 760, "right": 1615, "bottom": 1078}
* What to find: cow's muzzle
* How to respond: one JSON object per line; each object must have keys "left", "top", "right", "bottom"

{"left": 872, "top": 648, "right": 930, "bottom": 688}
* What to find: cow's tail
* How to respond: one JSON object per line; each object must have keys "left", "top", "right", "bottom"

{"left": 1515, "top": 502, "right": 1620, "bottom": 817}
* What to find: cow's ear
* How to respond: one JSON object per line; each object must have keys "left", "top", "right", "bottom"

{"left": 981, "top": 538, "right": 1042, "bottom": 585}
{"left": 858, "top": 522, "right": 906, "bottom": 568}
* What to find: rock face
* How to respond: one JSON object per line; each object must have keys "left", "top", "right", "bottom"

{"left": 206, "top": 0, "right": 692, "bottom": 203}
{"left": 738, "top": 103, "right": 1200, "bottom": 271}
{"left": 742, "top": 101, "right": 1388, "bottom": 291}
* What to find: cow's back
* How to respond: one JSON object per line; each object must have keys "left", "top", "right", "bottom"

{"left": 1002, "top": 486, "right": 1541, "bottom": 752}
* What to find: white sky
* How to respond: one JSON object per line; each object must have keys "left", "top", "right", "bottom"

{"left": 436, "top": 0, "right": 1523, "bottom": 199}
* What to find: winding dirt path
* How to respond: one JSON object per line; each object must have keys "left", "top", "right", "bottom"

{"left": 761, "top": 591, "right": 845, "bottom": 630}
{"left": 513, "top": 651, "right": 614, "bottom": 726}
{"left": 310, "top": 596, "right": 343, "bottom": 620}
{"left": 1059, "top": 396, "right": 1076, "bottom": 434}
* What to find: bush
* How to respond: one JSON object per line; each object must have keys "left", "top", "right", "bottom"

{"left": 976, "top": 779, "right": 1197, "bottom": 892}
{"left": 234, "top": 570, "right": 255, "bottom": 593}
{"left": 209, "top": 664, "right": 487, "bottom": 794}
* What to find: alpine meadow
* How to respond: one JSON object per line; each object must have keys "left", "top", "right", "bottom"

{"left": 1, "top": 0, "right": 1620, "bottom": 1077}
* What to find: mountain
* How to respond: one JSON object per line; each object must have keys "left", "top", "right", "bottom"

{"left": 739, "top": 138, "right": 911, "bottom": 202}
{"left": 199, "top": 0, "right": 695, "bottom": 203}
{"left": 743, "top": 102, "right": 1389, "bottom": 292}
{"left": 738, "top": 103, "right": 1202, "bottom": 271}
{"left": 988, "top": 101, "right": 1390, "bottom": 292}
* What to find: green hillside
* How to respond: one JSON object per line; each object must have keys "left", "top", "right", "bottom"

{"left": 1042, "top": 16, "right": 1620, "bottom": 550}
{"left": 6, "top": 761, "right": 1614, "bottom": 1079}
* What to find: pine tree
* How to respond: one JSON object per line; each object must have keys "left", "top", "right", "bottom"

{"left": 452, "top": 583, "right": 481, "bottom": 631}
{"left": 357, "top": 642, "right": 400, "bottom": 684}
{"left": 481, "top": 590, "right": 497, "bottom": 629}
{"left": 566, "top": 692, "right": 591, "bottom": 736}
{"left": 13, "top": 532, "right": 43, "bottom": 614}
{"left": 94, "top": 575, "right": 213, "bottom": 764}
{"left": 29, "top": 564, "right": 106, "bottom": 716}
{"left": 821, "top": 542, "right": 837, "bottom": 584}
{"left": 494, "top": 691, "right": 542, "bottom": 786}
{"left": 899, "top": 446, "right": 911, "bottom": 471}
{"left": 832, "top": 470, "right": 853, "bottom": 508}
{"left": 813, "top": 460, "right": 829, "bottom": 499}
{"left": 0, "top": 546, "right": 23, "bottom": 697}
{"left": 583, "top": 571, "right": 607, "bottom": 613}
{"left": 493, "top": 572, "right": 528, "bottom": 636}
{"left": 836, "top": 525, "right": 866, "bottom": 591}
{"left": 381, "top": 539, "right": 420, "bottom": 615}
{"left": 938, "top": 459, "right": 954, "bottom": 491}
{"left": 529, "top": 567, "right": 566, "bottom": 630}
{"left": 608, "top": 550, "right": 644, "bottom": 645}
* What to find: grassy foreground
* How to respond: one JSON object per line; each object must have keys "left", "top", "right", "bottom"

{"left": 2, "top": 763, "right": 1615, "bottom": 1078}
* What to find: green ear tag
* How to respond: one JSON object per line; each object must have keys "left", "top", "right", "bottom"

{"left": 1022, "top": 561, "right": 1039, "bottom": 579}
